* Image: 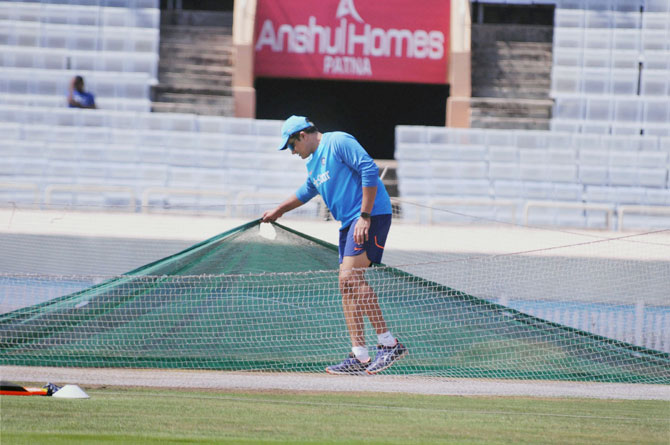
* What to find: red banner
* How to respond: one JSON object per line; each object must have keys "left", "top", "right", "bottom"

{"left": 254, "top": 0, "right": 450, "bottom": 84}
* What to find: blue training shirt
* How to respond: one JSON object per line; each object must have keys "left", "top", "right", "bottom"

{"left": 295, "top": 132, "right": 392, "bottom": 229}
{"left": 68, "top": 90, "right": 95, "bottom": 108}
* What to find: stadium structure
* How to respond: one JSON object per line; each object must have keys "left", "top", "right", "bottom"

{"left": 0, "top": 0, "right": 669, "bottom": 386}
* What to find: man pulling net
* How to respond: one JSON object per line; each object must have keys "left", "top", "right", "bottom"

{"left": 262, "top": 115, "right": 407, "bottom": 375}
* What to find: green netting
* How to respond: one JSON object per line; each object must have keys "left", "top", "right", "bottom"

{"left": 1, "top": 220, "right": 669, "bottom": 383}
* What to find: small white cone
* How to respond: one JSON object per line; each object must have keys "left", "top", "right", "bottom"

{"left": 52, "top": 384, "right": 90, "bottom": 399}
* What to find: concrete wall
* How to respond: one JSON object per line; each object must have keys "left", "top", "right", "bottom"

{"left": 232, "top": 0, "right": 257, "bottom": 118}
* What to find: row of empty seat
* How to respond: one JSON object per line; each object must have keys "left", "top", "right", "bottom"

{"left": 554, "top": 48, "right": 670, "bottom": 71}
{"left": 0, "top": 2, "right": 160, "bottom": 28}
{"left": 550, "top": 0, "right": 670, "bottom": 135}
{"left": 556, "top": 9, "right": 670, "bottom": 29}
{"left": 480, "top": 0, "right": 666, "bottom": 10}
{"left": 0, "top": 105, "right": 288, "bottom": 132}
{"left": 395, "top": 126, "right": 670, "bottom": 228}
{"left": 551, "top": 95, "right": 670, "bottom": 136}
{"left": 3, "top": 0, "right": 158, "bottom": 7}
{"left": 557, "top": 0, "right": 669, "bottom": 11}
{"left": 0, "top": 45, "right": 159, "bottom": 78}
{"left": 554, "top": 27, "right": 670, "bottom": 52}
{"left": 0, "top": 20, "right": 160, "bottom": 53}
{"left": 0, "top": 115, "right": 319, "bottom": 216}
{"left": 0, "top": 68, "right": 151, "bottom": 98}
{"left": 551, "top": 67, "right": 667, "bottom": 97}
{"left": 0, "top": 0, "right": 160, "bottom": 107}
{"left": 0, "top": 92, "right": 150, "bottom": 111}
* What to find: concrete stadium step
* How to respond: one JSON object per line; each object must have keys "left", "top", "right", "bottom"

{"left": 471, "top": 24, "right": 554, "bottom": 43}
{"left": 472, "top": 86, "right": 550, "bottom": 100}
{"left": 159, "top": 42, "right": 233, "bottom": 57}
{"left": 159, "top": 55, "right": 233, "bottom": 68}
{"left": 473, "top": 46, "right": 553, "bottom": 64}
{"left": 152, "top": 91, "right": 234, "bottom": 106}
{"left": 470, "top": 23, "right": 553, "bottom": 127}
{"left": 471, "top": 61, "right": 552, "bottom": 78}
{"left": 470, "top": 116, "right": 550, "bottom": 130}
{"left": 156, "top": 10, "right": 234, "bottom": 116}
{"left": 158, "top": 63, "right": 234, "bottom": 77}
{"left": 470, "top": 98, "right": 553, "bottom": 119}
{"left": 472, "top": 71, "right": 551, "bottom": 83}
{"left": 161, "top": 10, "right": 234, "bottom": 28}
{"left": 151, "top": 100, "right": 234, "bottom": 116}
{"left": 474, "top": 41, "right": 554, "bottom": 51}
{"left": 473, "top": 58, "right": 551, "bottom": 70}
{"left": 153, "top": 82, "right": 233, "bottom": 97}
{"left": 472, "top": 78, "right": 551, "bottom": 91}
{"left": 160, "top": 26, "right": 233, "bottom": 44}
{"left": 157, "top": 72, "right": 232, "bottom": 88}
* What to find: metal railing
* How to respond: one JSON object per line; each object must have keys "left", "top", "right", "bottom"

{"left": 618, "top": 205, "right": 670, "bottom": 232}
{"left": 141, "top": 187, "right": 233, "bottom": 215}
{"left": 0, "top": 182, "right": 40, "bottom": 208}
{"left": 44, "top": 184, "right": 136, "bottom": 211}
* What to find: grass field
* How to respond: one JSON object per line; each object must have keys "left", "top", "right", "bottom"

{"left": 2, "top": 386, "right": 669, "bottom": 444}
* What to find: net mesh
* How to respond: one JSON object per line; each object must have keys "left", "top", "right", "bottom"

{"left": 1, "top": 219, "right": 668, "bottom": 383}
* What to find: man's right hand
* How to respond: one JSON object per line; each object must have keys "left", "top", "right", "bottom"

{"left": 261, "top": 208, "right": 283, "bottom": 223}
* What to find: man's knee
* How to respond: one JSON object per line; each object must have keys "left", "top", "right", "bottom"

{"left": 339, "top": 269, "right": 357, "bottom": 291}
{"left": 340, "top": 267, "right": 365, "bottom": 292}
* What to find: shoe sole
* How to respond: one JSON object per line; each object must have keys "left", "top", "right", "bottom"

{"left": 365, "top": 349, "right": 409, "bottom": 375}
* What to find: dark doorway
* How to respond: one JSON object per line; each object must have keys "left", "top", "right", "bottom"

{"left": 255, "top": 78, "right": 450, "bottom": 160}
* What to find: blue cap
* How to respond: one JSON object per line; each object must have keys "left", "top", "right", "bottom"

{"left": 278, "top": 115, "right": 312, "bottom": 150}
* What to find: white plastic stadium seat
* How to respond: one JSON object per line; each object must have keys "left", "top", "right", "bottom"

{"left": 612, "top": 29, "right": 641, "bottom": 52}
{"left": 613, "top": 97, "right": 642, "bottom": 123}
{"left": 489, "top": 162, "right": 520, "bottom": 180}
{"left": 582, "top": 49, "right": 611, "bottom": 69}
{"left": 579, "top": 165, "right": 609, "bottom": 184}
{"left": 584, "top": 10, "right": 613, "bottom": 28}
{"left": 553, "top": 95, "right": 585, "bottom": 120}
{"left": 555, "top": 9, "right": 585, "bottom": 28}
{"left": 0, "top": 67, "right": 151, "bottom": 99}
{"left": 612, "top": 50, "right": 640, "bottom": 69}
{"left": 551, "top": 67, "right": 582, "bottom": 95}
{"left": 584, "top": 0, "right": 612, "bottom": 11}
{"left": 488, "top": 146, "right": 518, "bottom": 162}
{"left": 613, "top": 11, "right": 641, "bottom": 29}
{"left": 582, "top": 68, "right": 611, "bottom": 94}
{"left": 553, "top": 48, "right": 583, "bottom": 67}
{"left": 396, "top": 126, "right": 428, "bottom": 144}
{"left": 584, "top": 96, "right": 613, "bottom": 122}
{"left": 643, "top": 98, "right": 670, "bottom": 124}
{"left": 640, "top": 70, "right": 670, "bottom": 96}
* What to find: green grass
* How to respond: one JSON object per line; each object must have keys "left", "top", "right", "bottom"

{"left": 2, "top": 387, "right": 669, "bottom": 444}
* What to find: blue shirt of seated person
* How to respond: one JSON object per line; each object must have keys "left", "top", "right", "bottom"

{"left": 68, "top": 75, "right": 96, "bottom": 109}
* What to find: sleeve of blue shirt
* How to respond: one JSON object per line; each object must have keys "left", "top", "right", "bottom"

{"left": 332, "top": 133, "right": 379, "bottom": 187}
{"left": 295, "top": 176, "right": 317, "bottom": 203}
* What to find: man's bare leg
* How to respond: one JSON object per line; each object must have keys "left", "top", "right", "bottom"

{"left": 339, "top": 252, "right": 388, "bottom": 348}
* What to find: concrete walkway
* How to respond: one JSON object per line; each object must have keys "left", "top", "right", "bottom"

{"left": 3, "top": 366, "right": 669, "bottom": 400}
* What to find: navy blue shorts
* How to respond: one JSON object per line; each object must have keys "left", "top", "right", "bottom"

{"left": 338, "top": 214, "right": 392, "bottom": 264}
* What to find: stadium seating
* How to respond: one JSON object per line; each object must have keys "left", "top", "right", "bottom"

{"left": 395, "top": 126, "right": 670, "bottom": 229}
{"left": 0, "top": 104, "right": 317, "bottom": 217}
{"left": 0, "top": 0, "right": 160, "bottom": 110}
{"left": 550, "top": 0, "right": 670, "bottom": 135}
{"left": 0, "top": 92, "right": 151, "bottom": 111}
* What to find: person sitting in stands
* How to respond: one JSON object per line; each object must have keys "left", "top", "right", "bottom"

{"left": 67, "top": 75, "right": 96, "bottom": 109}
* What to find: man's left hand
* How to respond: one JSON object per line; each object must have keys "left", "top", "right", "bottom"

{"left": 354, "top": 216, "right": 371, "bottom": 245}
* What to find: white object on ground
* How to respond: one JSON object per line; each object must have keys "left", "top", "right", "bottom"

{"left": 52, "top": 384, "right": 90, "bottom": 399}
